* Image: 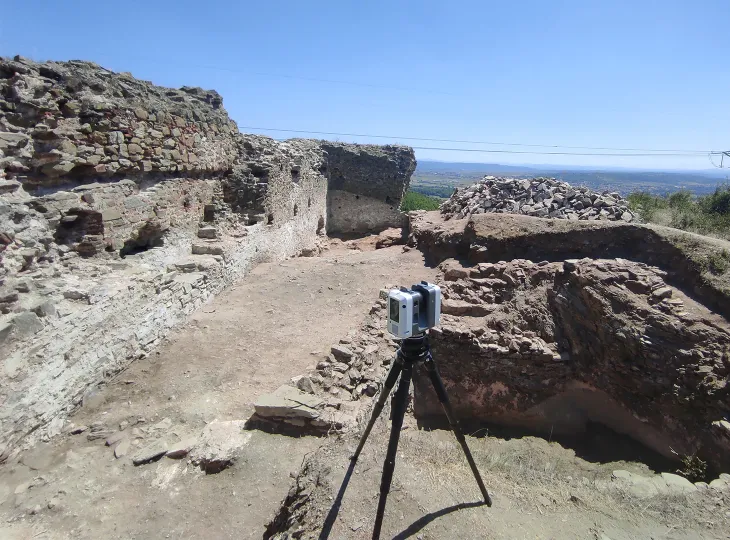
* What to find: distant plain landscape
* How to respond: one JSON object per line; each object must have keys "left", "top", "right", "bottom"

{"left": 411, "top": 159, "right": 729, "bottom": 199}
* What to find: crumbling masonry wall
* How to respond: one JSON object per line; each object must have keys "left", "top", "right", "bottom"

{"left": 0, "top": 57, "right": 413, "bottom": 452}
{"left": 320, "top": 142, "right": 415, "bottom": 234}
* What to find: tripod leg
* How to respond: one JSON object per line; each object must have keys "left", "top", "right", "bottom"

{"left": 372, "top": 361, "right": 413, "bottom": 540}
{"left": 424, "top": 357, "right": 492, "bottom": 507}
{"left": 351, "top": 356, "right": 403, "bottom": 462}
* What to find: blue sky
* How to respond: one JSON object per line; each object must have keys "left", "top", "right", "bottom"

{"left": 2, "top": 0, "right": 728, "bottom": 170}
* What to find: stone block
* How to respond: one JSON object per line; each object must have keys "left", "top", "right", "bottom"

{"left": 132, "top": 439, "right": 168, "bottom": 466}
{"left": 191, "top": 243, "right": 224, "bottom": 256}
{"left": 254, "top": 385, "right": 324, "bottom": 420}
{"left": 197, "top": 226, "right": 218, "bottom": 239}
{"left": 660, "top": 472, "right": 697, "bottom": 494}
{"left": 331, "top": 345, "right": 354, "bottom": 361}
{"left": 101, "top": 208, "right": 123, "bottom": 222}
{"left": 12, "top": 312, "right": 44, "bottom": 337}
{"left": 189, "top": 420, "right": 250, "bottom": 473}
{"left": 166, "top": 437, "right": 198, "bottom": 459}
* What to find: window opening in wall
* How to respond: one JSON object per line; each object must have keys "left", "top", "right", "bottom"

{"left": 293, "top": 204, "right": 299, "bottom": 216}
{"left": 119, "top": 220, "right": 166, "bottom": 258}
{"left": 317, "top": 216, "right": 325, "bottom": 234}
{"left": 308, "top": 197, "right": 312, "bottom": 208}
{"left": 53, "top": 209, "right": 104, "bottom": 256}
{"left": 267, "top": 214, "right": 274, "bottom": 225}
{"left": 291, "top": 167, "right": 300, "bottom": 183}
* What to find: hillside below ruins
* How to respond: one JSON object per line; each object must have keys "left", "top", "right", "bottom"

{"left": 0, "top": 56, "right": 729, "bottom": 539}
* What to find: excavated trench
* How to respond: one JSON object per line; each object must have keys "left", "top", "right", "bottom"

{"left": 407, "top": 216, "right": 730, "bottom": 479}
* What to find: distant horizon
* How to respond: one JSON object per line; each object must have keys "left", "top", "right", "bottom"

{"left": 415, "top": 157, "right": 729, "bottom": 176}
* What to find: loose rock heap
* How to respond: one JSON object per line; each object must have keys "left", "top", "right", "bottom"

{"left": 440, "top": 176, "right": 637, "bottom": 222}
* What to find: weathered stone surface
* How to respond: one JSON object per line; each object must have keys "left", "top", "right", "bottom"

{"left": 254, "top": 385, "right": 324, "bottom": 421}
{"left": 189, "top": 420, "right": 250, "bottom": 473}
{"left": 191, "top": 242, "right": 224, "bottom": 256}
{"left": 331, "top": 345, "right": 354, "bottom": 361}
{"left": 132, "top": 439, "right": 168, "bottom": 465}
{"left": 114, "top": 437, "right": 130, "bottom": 459}
{"left": 441, "top": 299, "right": 494, "bottom": 317}
{"left": 374, "top": 227, "right": 404, "bottom": 249}
{"left": 197, "top": 226, "right": 218, "bottom": 239}
{"left": 0, "top": 57, "right": 238, "bottom": 185}
{"left": 12, "top": 312, "right": 43, "bottom": 337}
{"left": 166, "top": 437, "right": 198, "bottom": 459}
{"left": 660, "top": 472, "right": 697, "bottom": 494}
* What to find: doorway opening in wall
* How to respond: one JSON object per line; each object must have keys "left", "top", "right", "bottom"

{"left": 267, "top": 214, "right": 274, "bottom": 225}
{"left": 317, "top": 216, "right": 325, "bottom": 234}
{"left": 291, "top": 167, "right": 300, "bottom": 183}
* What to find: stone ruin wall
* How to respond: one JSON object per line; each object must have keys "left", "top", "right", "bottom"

{"left": 0, "top": 56, "right": 415, "bottom": 454}
{"left": 322, "top": 142, "right": 414, "bottom": 234}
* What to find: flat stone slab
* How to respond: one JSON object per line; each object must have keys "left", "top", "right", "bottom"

{"left": 132, "top": 439, "right": 168, "bottom": 465}
{"left": 660, "top": 472, "right": 697, "bottom": 494}
{"left": 166, "top": 437, "right": 198, "bottom": 459}
{"left": 612, "top": 470, "right": 698, "bottom": 498}
{"left": 189, "top": 420, "right": 250, "bottom": 473}
{"left": 254, "top": 385, "right": 324, "bottom": 420}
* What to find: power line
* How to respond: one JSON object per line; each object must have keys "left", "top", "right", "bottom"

{"left": 240, "top": 126, "right": 717, "bottom": 155}
{"left": 407, "top": 146, "right": 706, "bottom": 157}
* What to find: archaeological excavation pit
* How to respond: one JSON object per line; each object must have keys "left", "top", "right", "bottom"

{"left": 409, "top": 255, "right": 730, "bottom": 480}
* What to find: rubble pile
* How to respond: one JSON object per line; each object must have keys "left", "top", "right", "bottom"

{"left": 440, "top": 176, "right": 637, "bottom": 222}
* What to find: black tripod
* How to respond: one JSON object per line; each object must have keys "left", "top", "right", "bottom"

{"left": 350, "top": 332, "right": 492, "bottom": 539}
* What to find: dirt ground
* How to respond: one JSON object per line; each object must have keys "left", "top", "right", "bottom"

{"left": 0, "top": 241, "right": 436, "bottom": 539}
{"left": 284, "top": 413, "right": 729, "bottom": 540}
{"left": 0, "top": 237, "right": 728, "bottom": 539}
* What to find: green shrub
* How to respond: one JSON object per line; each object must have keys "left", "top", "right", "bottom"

{"left": 700, "top": 184, "right": 730, "bottom": 216}
{"left": 676, "top": 454, "right": 707, "bottom": 483}
{"left": 667, "top": 190, "right": 693, "bottom": 211}
{"left": 627, "top": 191, "right": 666, "bottom": 221}
{"left": 401, "top": 190, "right": 441, "bottom": 212}
{"left": 629, "top": 187, "right": 730, "bottom": 240}
{"left": 706, "top": 249, "right": 730, "bottom": 275}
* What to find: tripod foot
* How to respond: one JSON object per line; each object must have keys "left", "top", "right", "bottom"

{"left": 425, "top": 356, "right": 492, "bottom": 507}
